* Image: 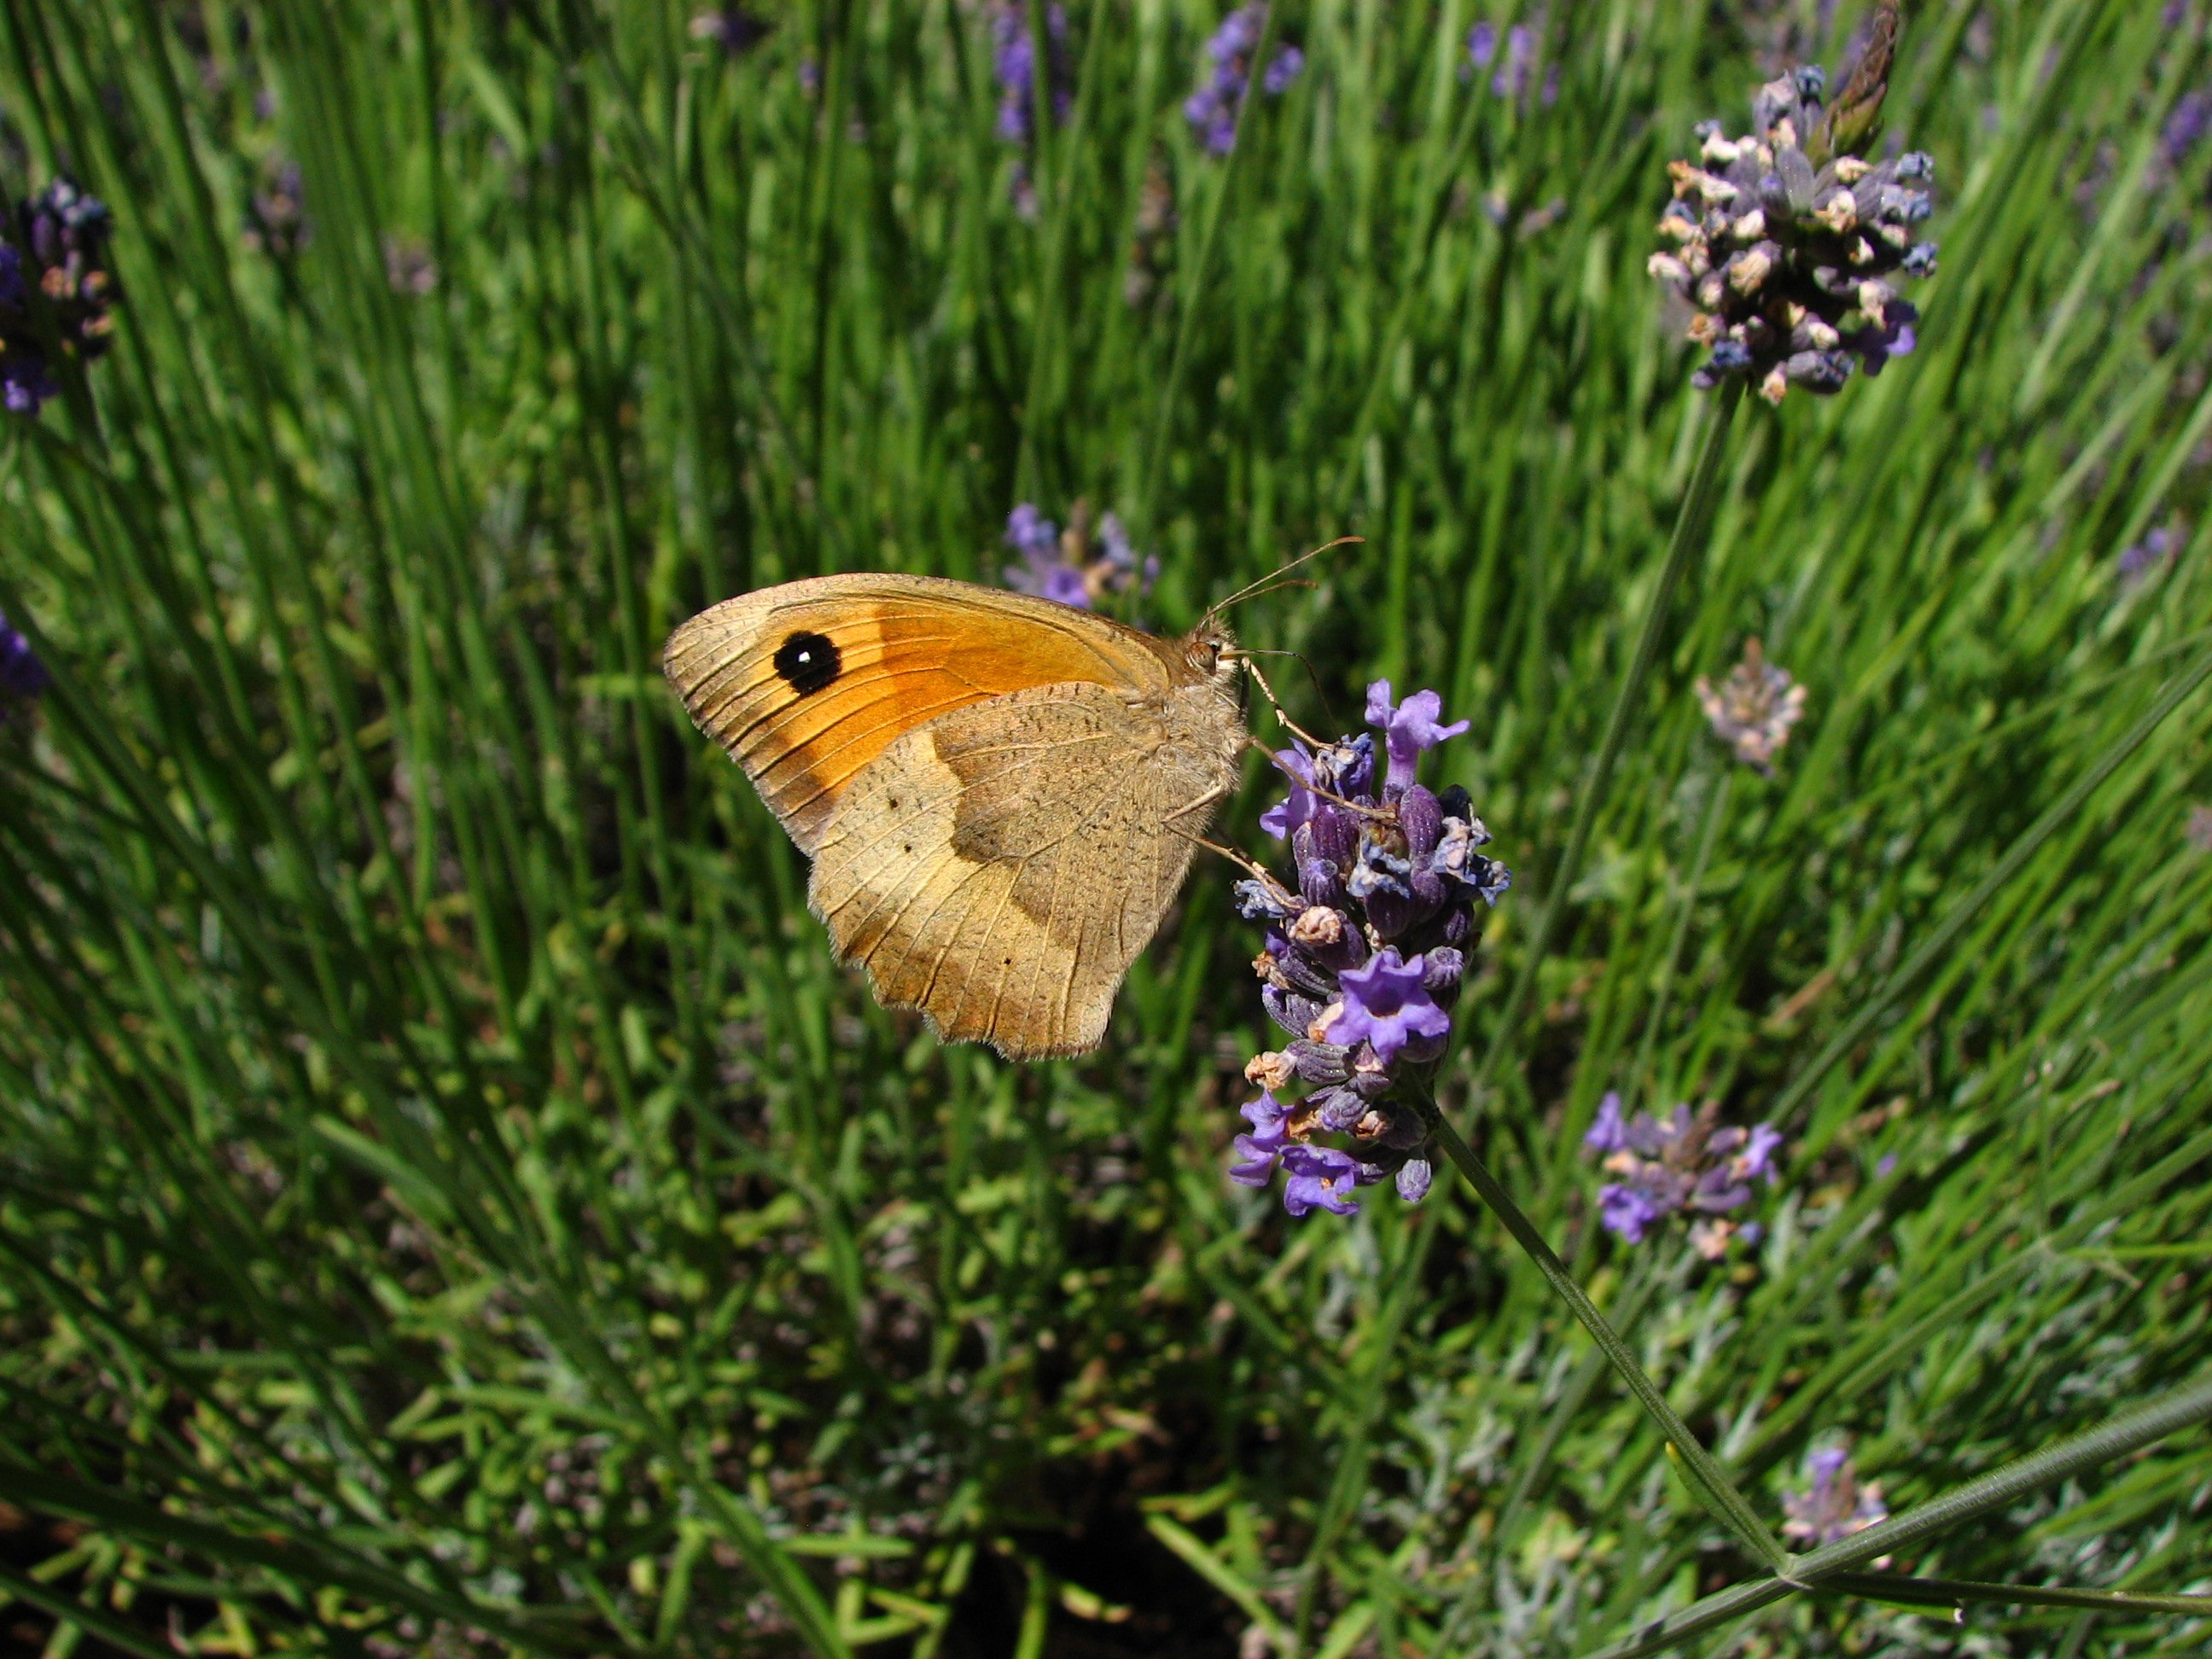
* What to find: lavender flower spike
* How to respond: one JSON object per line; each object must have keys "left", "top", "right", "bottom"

{"left": 1650, "top": 25, "right": 1938, "bottom": 402}
{"left": 1185, "top": 3, "right": 1301, "bottom": 156}
{"left": 2, "top": 178, "right": 119, "bottom": 417}
{"left": 1586, "top": 1096, "right": 1787, "bottom": 1255}
{"left": 1782, "top": 1445, "right": 1890, "bottom": 1558}
{"left": 1, "top": 607, "right": 49, "bottom": 721}
{"left": 1228, "top": 678, "right": 1507, "bottom": 1215}
{"left": 999, "top": 500, "right": 1156, "bottom": 610}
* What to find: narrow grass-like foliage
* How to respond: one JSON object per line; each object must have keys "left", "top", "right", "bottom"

{"left": 2, "top": 1, "right": 2209, "bottom": 1655}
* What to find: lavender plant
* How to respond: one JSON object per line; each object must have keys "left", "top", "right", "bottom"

{"left": 1466, "top": 18, "right": 1556, "bottom": 107}
{"left": 1649, "top": 8, "right": 1936, "bottom": 402}
{"left": 1783, "top": 1445, "right": 1892, "bottom": 1556}
{"left": 1185, "top": 3, "right": 1302, "bottom": 155}
{"left": 1697, "top": 637, "right": 1808, "bottom": 773}
{"left": 1000, "top": 502, "right": 1155, "bottom": 608}
{"left": 1, "top": 179, "right": 117, "bottom": 416}
{"left": 1229, "top": 684, "right": 1510, "bottom": 1214}
{"left": 990, "top": 3, "right": 1071, "bottom": 215}
{"left": 1583, "top": 1092, "right": 1784, "bottom": 1258}
{"left": 0, "top": 607, "right": 47, "bottom": 721}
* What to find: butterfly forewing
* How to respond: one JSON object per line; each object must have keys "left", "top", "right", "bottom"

{"left": 663, "top": 573, "right": 1184, "bottom": 853}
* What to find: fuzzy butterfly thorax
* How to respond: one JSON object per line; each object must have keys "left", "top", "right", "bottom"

{"left": 664, "top": 573, "right": 1246, "bottom": 1058}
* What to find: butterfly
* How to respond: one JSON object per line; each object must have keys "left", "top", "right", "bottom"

{"left": 663, "top": 573, "right": 1248, "bottom": 1059}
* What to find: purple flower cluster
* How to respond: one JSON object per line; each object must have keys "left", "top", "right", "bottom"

{"left": 1584, "top": 1093, "right": 1783, "bottom": 1258}
{"left": 2117, "top": 523, "right": 2181, "bottom": 585}
{"left": 990, "top": 3, "right": 1070, "bottom": 214}
{"left": 1696, "top": 637, "right": 1807, "bottom": 775}
{"left": 1650, "top": 63, "right": 1938, "bottom": 403}
{"left": 1, "top": 179, "right": 118, "bottom": 417}
{"left": 1000, "top": 504, "right": 1155, "bottom": 609}
{"left": 991, "top": 4, "right": 1072, "bottom": 147}
{"left": 243, "top": 160, "right": 309, "bottom": 259}
{"left": 0, "top": 608, "right": 48, "bottom": 723}
{"left": 2165, "top": 90, "right": 2212, "bottom": 169}
{"left": 1466, "top": 20, "right": 1557, "bottom": 107}
{"left": 1782, "top": 1446, "right": 1890, "bottom": 1557}
{"left": 1185, "top": 4, "right": 1303, "bottom": 155}
{"left": 1229, "top": 684, "right": 1510, "bottom": 1216}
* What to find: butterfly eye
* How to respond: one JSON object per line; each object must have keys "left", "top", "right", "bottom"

{"left": 773, "top": 630, "right": 841, "bottom": 696}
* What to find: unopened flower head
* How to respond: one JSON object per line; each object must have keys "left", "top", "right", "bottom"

{"left": 1185, "top": 3, "right": 1303, "bottom": 155}
{"left": 1229, "top": 682, "right": 1510, "bottom": 1217}
{"left": 1782, "top": 1445, "right": 1889, "bottom": 1557}
{"left": 1584, "top": 1093, "right": 1784, "bottom": 1257}
{"left": 1, "top": 178, "right": 118, "bottom": 416}
{"left": 0, "top": 607, "right": 48, "bottom": 723}
{"left": 1000, "top": 502, "right": 1156, "bottom": 609}
{"left": 1650, "top": 9, "right": 1936, "bottom": 402}
{"left": 1696, "top": 637, "right": 1807, "bottom": 774}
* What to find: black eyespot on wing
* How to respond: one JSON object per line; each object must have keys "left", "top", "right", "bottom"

{"left": 773, "top": 630, "right": 841, "bottom": 696}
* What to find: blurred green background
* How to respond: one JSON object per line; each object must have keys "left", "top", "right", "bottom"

{"left": 2, "top": 0, "right": 2209, "bottom": 1654}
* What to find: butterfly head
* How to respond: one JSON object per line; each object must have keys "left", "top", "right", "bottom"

{"left": 1185, "top": 614, "right": 1242, "bottom": 693}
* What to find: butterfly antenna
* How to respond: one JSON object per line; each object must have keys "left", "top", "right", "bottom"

{"left": 1202, "top": 536, "right": 1363, "bottom": 626}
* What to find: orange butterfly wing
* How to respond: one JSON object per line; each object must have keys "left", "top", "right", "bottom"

{"left": 662, "top": 573, "right": 1187, "bottom": 853}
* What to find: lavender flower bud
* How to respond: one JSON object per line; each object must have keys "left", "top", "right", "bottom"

{"left": 1311, "top": 1086, "right": 1367, "bottom": 1132}
{"left": 1262, "top": 983, "right": 1324, "bottom": 1039}
{"left": 1283, "top": 1039, "right": 1350, "bottom": 1086}
{"left": 1420, "top": 946, "right": 1465, "bottom": 999}
{"left": 1399, "top": 784, "right": 1444, "bottom": 859}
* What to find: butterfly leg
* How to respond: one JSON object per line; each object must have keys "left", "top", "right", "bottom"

{"left": 1160, "top": 783, "right": 1285, "bottom": 886}
{"left": 1242, "top": 735, "right": 1395, "bottom": 824}
{"left": 1231, "top": 654, "right": 1337, "bottom": 752}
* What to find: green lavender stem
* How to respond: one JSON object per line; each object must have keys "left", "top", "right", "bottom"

{"left": 1577, "top": 1368, "right": 2212, "bottom": 1659}
{"left": 1422, "top": 1098, "right": 1789, "bottom": 1573}
{"left": 1476, "top": 382, "right": 1743, "bottom": 1097}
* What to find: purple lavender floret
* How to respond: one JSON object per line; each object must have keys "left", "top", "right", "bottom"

{"left": 1230, "top": 681, "right": 1510, "bottom": 1217}
{"left": 1365, "top": 681, "right": 1470, "bottom": 796}
{"left": 1584, "top": 1091, "right": 1785, "bottom": 1257}
{"left": 1185, "top": 3, "right": 1303, "bottom": 156}
{"left": 1229, "top": 1091, "right": 1292, "bottom": 1186}
{"left": 1493, "top": 24, "right": 1534, "bottom": 99}
{"left": 1326, "top": 948, "right": 1450, "bottom": 1065}
{"left": 0, "top": 178, "right": 118, "bottom": 418}
{"left": 1282, "top": 1144, "right": 1367, "bottom": 1216}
